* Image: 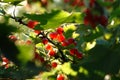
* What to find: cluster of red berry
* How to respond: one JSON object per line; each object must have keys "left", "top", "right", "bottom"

{"left": 84, "top": 8, "right": 108, "bottom": 28}
{"left": 27, "top": 20, "right": 41, "bottom": 35}
{"left": 34, "top": 52, "right": 45, "bottom": 62}
{"left": 45, "top": 43, "right": 56, "bottom": 56}
{"left": 1, "top": 55, "right": 10, "bottom": 69}
{"left": 27, "top": 20, "right": 83, "bottom": 79}
{"left": 49, "top": 27, "right": 83, "bottom": 59}
{"left": 27, "top": 20, "right": 83, "bottom": 62}
{"left": 41, "top": 27, "right": 65, "bottom": 57}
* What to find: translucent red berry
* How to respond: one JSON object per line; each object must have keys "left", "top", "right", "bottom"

{"left": 90, "top": 0, "right": 95, "bottom": 7}
{"left": 84, "top": 13, "right": 98, "bottom": 28}
{"left": 68, "top": 38, "right": 75, "bottom": 44}
{"left": 57, "top": 74, "right": 65, "bottom": 80}
{"left": 9, "top": 35, "right": 17, "bottom": 42}
{"left": 34, "top": 52, "right": 44, "bottom": 62}
{"left": 84, "top": 16, "right": 90, "bottom": 26}
{"left": 69, "top": 48, "right": 78, "bottom": 55}
{"left": 57, "top": 34, "right": 66, "bottom": 42}
{"left": 61, "top": 40, "right": 69, "bottom": 47}
{"left": 56, "top": 27, "right": 64, "bottom": 34}
{"left": 42, "top": 38, "right": 48, "bottom": 45}
{"left": 71, "top": 0, "right": 80, "bottom": 6}
{"left": 27, "top": 20, "right": 39, "bottom": 29}
{"left": 49, "top": 32, "right": 58, "bottom": 40}
{"left": 49, "top": 49, "right": 56, "bottom": 56}
{"left": 2, "top": 57, "right": 9, "bottom": 65}
{"left": 99, "top": 15, "right": 108, "bottom": 27}
{"left": 84, "top": 8, "right": 91, "bottom": 15}
{"left": 34, "top": 30, "right": 41, "bottom": 35}
{"left": 78, "top": 0, "right": 84, "bottom": 7}
{"left": 76, "top": 52, "right": 83, "bottom": 59}
{"left": 45, "top": 44, "right": 52, "bottom": 50}
{"left": 1, "top": 56, "right": 10, "bottom": 69}
{"left": 25, "top": 40, "right": 32, "bottom": 45}
{"left": 41, "top": 0, "right": 48, "bottom": 7}
{"left": 51, "top": 62, "right": 57, "bottom": 68}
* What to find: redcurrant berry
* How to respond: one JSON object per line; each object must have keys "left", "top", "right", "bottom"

{"left": 51, "top": 62, "right": 57, "bottom": 68}
{"left": 27, "top": 20, "right": 39, "bottom": 29}
{"left": 57, "top": 74, "right": 65, "bottom": 80}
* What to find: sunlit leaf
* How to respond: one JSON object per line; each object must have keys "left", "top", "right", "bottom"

{"left": 62, "top": 62, "right": 77, "bottom": 76}
{"left": 25, "top": 10, "right": 82, "bottom": 30}
{"left": 17, "top": 44, "right": 34, "bottom": 65}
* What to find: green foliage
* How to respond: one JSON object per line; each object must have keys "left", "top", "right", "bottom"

{"left": 1, "top": 0, "right": 22, "bottom": 5}
{"left": 0, "top": 0, "right": 120, "bottom": 80}
{"left": 17, "top": 44, "right": 34, "bottom": 65}
{"left": 25, "top": 10, "right": 83, "bottom": 30}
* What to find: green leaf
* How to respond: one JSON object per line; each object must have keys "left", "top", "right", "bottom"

{"left": 25, "top": 10, "right": 70, "bottom": 29}
{"left": 25, "top": 10, "right": 83, "bottom": 30}
{"left": 63, "top": 24, "right": 77, "bottom": 38}
{"left": 17, "top": 45, "right": 34, "bottom": 65}
{"left": 111, "top": 8, "right": 120, "bottom": 18}
{"left": 81, "top": 44, "right": 120, "bottom": 74}
{"left": 62, "top": 62, "right": 77, "bottom": 76}
{"left": 97, "top": 0, "right": 113, "bottom": 7}
{"left": 2, "top": 0, "right": 22, "bottom": 5}
{"left": 83, "top": 26, "right": 104, "bottom": 42}
{"left": 0, "top": 23, "right": 17, "bottom": 37}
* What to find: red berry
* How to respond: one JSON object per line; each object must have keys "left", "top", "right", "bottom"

{"left": 9, "top": 35, "right": 17, "bottom": 42}
{"left": 41, "top": 0, "right": 48, "bottom": 7}
{"left": 49, "top": 32, "right": 58, "bottom": 40}
{"left": 84, "top": 16, "right": 90, "bottom": 26}
{"left": 56, "top": 27, "right": 64, "bottom": 34}
{"left": 89, "top": 0, "right": 95, "bottom": 7}
{"left": 69, "top": 48, "right": 78, "bottom": 55}
{"left": 84, "top": 14, "right": 98, "bottom": 28}
{"left": 34, "top": 52, "right": 39, "bottom": 59}
{"left": 34, "top": 52, "right": 44, "bottom": 62}
{"left": 78, "top": 0, "right": 84, "bottom": 7}
{"left": 34, "top": 30, "right": 41, "bottom": 35}
{"left": 45, "top": 44, "right": 52, "bottom": 50}
{"left": 42, "top": 38, "right": 48, "bottom": 45}
{"left": 49, "top": 49, "right": 56, "bottom": 56}
{"left": 68, "top": 38, "right": 75, "bottom": 44}
{"left": 39, "top": 57, "right": 45, "bottom": 62}
{"left": 57, "top": 34, "right": 66, "bottom": 42}
{"left": 84, "top": 8, "right": 91, "bottom": 15}
{"left": 71, "top": 0, "right": 80, "bottom": 6}
{"left": 51, "top": 62, "right": 57, "bottom": 68}
{"left": 1, "top": 56, "right": 9, "bottom": 69}
{"left": 2, "top": 57, "right": 9, "bottom": 64}
{"left": 57, "top": 74, "right": 65, "bottom": 80}
{"left": 4, "top": 64, "right": 9, "bottom": 69}
{"left": 73, "top": 41, "right": 77, "bottom": 46}
{"left": 26, "top": 40, "right": 32, "bottom": 45}
{"left": 99, "top": 15, "right": 108, "bottom": 27}
{"left": 76, "top": 52, "right": 83, "bottom": 59}
{"left": 27, "top": 20, "right": 39, "bottom": 29}
{"left": 61, "top": 40, "right": 69, "bottom": 47}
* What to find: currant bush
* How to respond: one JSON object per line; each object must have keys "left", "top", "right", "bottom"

{"left": 0, "top": 0, "right": 120, "bottom": 80}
